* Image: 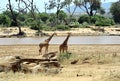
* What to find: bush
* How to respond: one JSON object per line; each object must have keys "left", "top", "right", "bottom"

{"left": 69, "top": 21, "right": 80, "bottom": 28}
{"left": 95, "top": 18, "right": 115, "bottom": 26}
{"left": 90, "top": 15, "right": 105, "bottom": 24}
{"left": 58, "top": 52, "right": 72, "bottom": 62}
{"left": 56, "top": 25, "right": 70, "bottom": 31}
{"left": 78, "top": 15, "right": 115, "bottom": 26}
{"left": 0, "top": 14, "right": 11, "bottom": 27}
{"left": 39, "top": 12, "right": 49, "bottom": 23}
{"left": 70, "top": 17, "right": 77, "bottom": 22}
{"left": 30, "top": 21, "right": 42, "bottom": 30}
{"left": 78, "top": 15, "right": 90, "bottom": 23}
{"left": 82, "top": 22, "right": 89, "bottom": 28}
{"left": 42, "top": 25, "right": 56, "bottom": 31}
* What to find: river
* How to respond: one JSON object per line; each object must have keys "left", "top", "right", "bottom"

{"left": 0, "top": 36, "right": 120, "bottom": 45}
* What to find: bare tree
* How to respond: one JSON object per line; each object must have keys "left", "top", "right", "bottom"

{"left": 7, "top": 0, "right": 23, "bottom": 35}
{"left": 64, "top": 0, "right": 77, "bottom": 18}
{"left": 16, "top": 0, "right": 42, "bottom": 36}
{"left": 74, "top": 0, "right": 101, "bottom": 16}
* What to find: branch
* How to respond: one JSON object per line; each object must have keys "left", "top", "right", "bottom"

{"left": 71, "top": 5, "right": 77, "bottom": 16}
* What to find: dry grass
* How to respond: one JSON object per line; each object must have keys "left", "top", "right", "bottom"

{"left": 0, "top": 44, "right": 120, "bottom": 81}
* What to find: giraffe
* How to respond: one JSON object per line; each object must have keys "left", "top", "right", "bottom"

{"left": 59, "top": 33, "right": 71, "bottom": 53}
{"left": 39, "top": 33, "right": 56, "bottom": 55}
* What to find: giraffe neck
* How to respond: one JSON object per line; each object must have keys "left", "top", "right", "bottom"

{"left": 45, "top": 33, "right": 54, "bottom": 43}
{"left": 62, "top": 34, "right": 70, "bottom": 45}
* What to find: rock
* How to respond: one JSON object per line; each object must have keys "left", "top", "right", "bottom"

{"left": 71, "top": 59, "right": 79, "bottom": 64}
{"left": 42, "top": 51, "right": 58, "bottom": 59}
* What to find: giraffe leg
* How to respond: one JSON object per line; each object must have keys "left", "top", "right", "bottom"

{"left": 65, "top": 46, "right": 68, "bottom": 53}
{"left": 59, "top": 45, "right": 63, "bottom": 53}
{"left": 39, "top": 48, "right": 42, "bottom": 55}
{"left": 59, "top": 47, "right": 62, "bottom": 53}
{"left": 45, "top": 45, "right": 48, "bottom": 54}
{"left": 62, "top": 47, "right": 64, "bottom": 53}
{"left": 63, "top": 49, "right": 64, "bottom": 53}
{"left": 39, "top": 46, "right": 43, "bottom": 55}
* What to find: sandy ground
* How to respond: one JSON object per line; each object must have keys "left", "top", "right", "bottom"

{"left": 0, "top": 27, "right": 120, "bottom": 37}
{"left": 0, "top": 44, "right": 120, "bottom": 57}
{"left": 0, "top": 44, "right": 120, "bottom": 81}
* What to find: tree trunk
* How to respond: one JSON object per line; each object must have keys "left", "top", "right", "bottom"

{"left": 8, "top": 0, "right": 23, "bottom": 35}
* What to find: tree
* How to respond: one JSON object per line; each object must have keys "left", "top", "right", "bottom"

{"left": 110, "top": 1, "right": 120, "bottom": 23}
{"left": 63, "top": 0, "right": 78, "bottom": 24}
{"left": 74, "top": 0, "right": 101, "bottom": 16}
{"left": 7, "top": 0, "right": 23, "bottom": 35}
{"left": 17, "top": 0, "right": 43, "bottom": 36}
{"left": 64, "top": 0, "right": 77, "bottom": 17}
{"left": 47, "top": 0, "right": 66, "bottom": 24}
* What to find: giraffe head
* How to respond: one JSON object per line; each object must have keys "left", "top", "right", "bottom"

{"left": 45, "top": 39, "right": 49, "bottom": 42}
{"left": 53, "top": 32, "right": 57, "bottom": 36}
{"left": 67, "top": 32, "right": 71, "bottom": 36}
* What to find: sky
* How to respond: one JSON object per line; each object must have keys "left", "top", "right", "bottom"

{"left": 0, "top": 0, "right": 119, "bottom": 13}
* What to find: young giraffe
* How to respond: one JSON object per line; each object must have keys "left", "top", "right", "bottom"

{"left": 59, "top": 33, "right": 71, "bottom": 53}
{"left": 39, "top": 33, "right": 56, "bottom": 55}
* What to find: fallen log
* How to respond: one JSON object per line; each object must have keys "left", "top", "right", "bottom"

{"left": 40, "top": 61, "right": 61, "bottom": 68}
{"left": 20, "top": 58, "right": 58, "bottom": 63}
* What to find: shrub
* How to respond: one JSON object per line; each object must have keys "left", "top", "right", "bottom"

{"left": 95, "top": 18, "right": 115, "bottom": 26}
{"left": 56, "top": 25, "right": 70, "bottom": 31}
{"left": 30, "top": 21, "right": 38, "bottom": 30}
{"left": 78, "top": 22, "right": 90, "bottom": 28}
{"left": 58, "top": 52, "right": 72, "bottom": 62}
{"left": 78, "top": 15, "right": 115, "bottom": 26}
{"left": 42, "top": 25, "right": 56, "bottom": 31}
{"left": 82, "top": 22, "right": 89, "bottom": 28}
{"left": 0, "top": 14, "right": 11, "bottom": 27}
{"left": 39, "top": 12, "right": 49, "bottom": 23}
{"left": 30, "top": 21, "right": 42, "bottom": 30}
{"left": 90, "top": 15, "right": 104, "bottom": 24}
{"left": 69, "top": 21, "right": 80, "bottom": 28}
{"left": 78, "top": 15, "right": 90, "bottom": 23}
{"left": 70, "top": 17, "right": 77, "bottom": 22}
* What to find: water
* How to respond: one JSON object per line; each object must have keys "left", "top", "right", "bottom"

{"left": 0, "top": 36, "right": 120, "bottom": 45}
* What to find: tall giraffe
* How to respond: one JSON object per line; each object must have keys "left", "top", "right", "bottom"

{"left": 39, "top": 33, "right": 56, "bottom": 55}
{"left": 59, "top": 33, "right": 71, "bottom": 53}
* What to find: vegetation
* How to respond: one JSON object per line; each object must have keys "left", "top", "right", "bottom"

{"left": 0, "top": 0, "right": 119, "bottom": 35}
{"left": 0, "top": 14, "right": 11, "bottom": 27}
{"left": 78, "top": 15, "right": 115, "bottom": 26}
{"left": 56, "top": 24, "right": 70, "bottom": 31}
{"left": 74, "top": 0, "right": 102, "bottom": 16}
{"left": 110, "top": 1, "right": 120, "bottom": 23}
{"left": 58, "top": 52, "right": 72, "bottom": 62}
{"left": 95, "top": 18, "right": 115, "bottom": 26}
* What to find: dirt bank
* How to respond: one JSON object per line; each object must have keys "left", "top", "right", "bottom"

{"left": 0, "top": 26, "right": 120, "bottom": 37}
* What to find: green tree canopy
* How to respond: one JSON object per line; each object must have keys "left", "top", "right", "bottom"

{"left": 110, "top": 1, "right": 120, "bottom": 23}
